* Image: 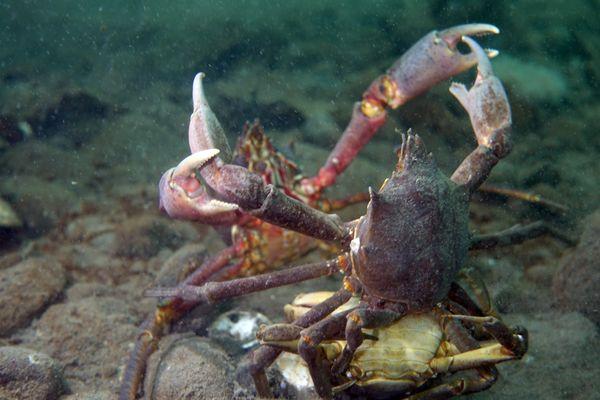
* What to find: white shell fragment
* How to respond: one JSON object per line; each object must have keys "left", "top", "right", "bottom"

{"left": 208, "top": 310, "right": 271, "bottom": 351}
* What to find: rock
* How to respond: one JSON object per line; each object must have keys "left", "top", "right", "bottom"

{"left": 0, "top": 175, "right": 79, "bottom": 236}
{"left": 55, "top": 244, "right": 126, "bottom": 284}
{"left": 553, "top": 210, "right": 600, "bottom": 324}
{"left": 31, "top": 297, "right": 137, "bottom": 393}
{"left": 112, "top": 215, "right": 197, "bottom": 259}
{"left": 0, "top": 257, "right": 66, "bottom": 335}
{"left": 154, "top": 243, "right": 208, "bottom": 287}
{"left": 64, "top": 215, "right": 116, "bottom": 242}
{"left": 0, "top": 346, "right": 66, "bottom": 400}
{"left": 144, "top": 335, "right": 236, "bottom": 400}
{"left": 0, "top": 197, "right": 22, "bottom": 228}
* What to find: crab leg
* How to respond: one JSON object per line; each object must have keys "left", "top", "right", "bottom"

{"left": 408, "top": 367, "right": 499, "bottom": 400}
{"left": 119, "top": 245, "right": 241, "bottom": 400}
{"left": 146, "top": 255, "right": 346, "bottom": 305}
{"left": 478, "top": 184, "right": 568, "bottom": 213}
{"left": 243, "top": 287, "right": 353, "bottom": 397}
{"left": 470, "top": 220, "right": 577, "bottom": 249}
{"left": 301, "top": 24, "right": 500, "bottom": 195}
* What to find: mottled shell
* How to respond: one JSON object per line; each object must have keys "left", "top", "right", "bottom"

{"left": 351, "top": 134, "right": 470, "bottom": 310}
{"left": 349, "top": 312, "right": 442, "bottom": 393}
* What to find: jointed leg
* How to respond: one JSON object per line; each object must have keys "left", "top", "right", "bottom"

{"left": 146, "top": 256, "right": 346, "bottom": 305}
{"left": 446, "top": 314, "right": 528, "bottom": 358}
{"left": 470, "top": 220, "right": 577, "bottom": 250}
{"left": 243, "top": 287, "right": 353, "bottom": 397}
{"left": 298, "top": 312, "right": 352, "bottom": 398}
{"left": 119, "top": 246, "right": 241, "bottom": 400}
{"left": 478, "top": 184, "right": 568, "bottom": 213}
{"left": 408, "top": 367, "right": 498, "bottom": 400}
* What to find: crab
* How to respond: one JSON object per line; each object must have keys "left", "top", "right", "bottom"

{"left": 141, "top": 31, "right": 566, "bottom": 400}
{"left": 121, "top": 23, "right": 508, "bottom": 399}
{"left": 260, "top": 273, "right": 527, "bottom": 399}
{"left": 119, "top": 106, "right": 368, "bottom": 399}
{"left": 119, "top": 23, "right": 574, "bottom": 399}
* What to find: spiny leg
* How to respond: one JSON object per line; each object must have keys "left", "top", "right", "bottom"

{"left": 146, "top": 255, "right": 347, "bottom": 310}
{"left": 297, "top": 312, "right": 352, "bottom": 398}
{"left": 408, "top": 367, "right": 498, "bottom": 400}
{"left": 478, "top": 184, "right": 568, "bottom": 213}
{"left": 470, "top": 220, "right": 577, "bottom": 250}
{"left": 119, "top": 246, "right": 241, "bottom": 400}
{"left": 243, "top": 287, "right": 353, "bottom": 398}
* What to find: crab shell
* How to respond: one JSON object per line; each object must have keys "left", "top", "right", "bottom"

{"left": 282, "top": 293, "right": 444, "bottom": 398}
{"left": 350, "top": 134, "right": 470, "bottom": 310}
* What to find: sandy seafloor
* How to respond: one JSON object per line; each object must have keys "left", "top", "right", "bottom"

{"left": 0, "top": 1, "right": 599, "bottom": 399}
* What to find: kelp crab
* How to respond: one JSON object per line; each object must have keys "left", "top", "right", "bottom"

{"left": 143, "top": 34, "right": 552, "bottom": 399}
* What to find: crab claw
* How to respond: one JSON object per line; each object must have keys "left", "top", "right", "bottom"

{"left": 158, "top": 149, "right": 240, "bottom": 225}
{"left": 366, "top": 23, "right": 500, "bottom": 109}
{"left": 188, "top": 72, "right": 232, "bottom": 161}
{"left": 449, "top": 36, "right": 512, "bottom": 158}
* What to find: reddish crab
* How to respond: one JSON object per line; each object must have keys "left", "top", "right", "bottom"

{"left": 141, "top": 33, "right": 560, "bottom": 399}
{"left": 119, "top": 88, "right": 368, "bottom": 399}
{"left": 120, "top": 24, "right": 567, "bottom": 399}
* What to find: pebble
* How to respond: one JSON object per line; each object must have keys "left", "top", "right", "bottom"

{"left": 0, "top": 346, "right": 66, "bottom": 400}
{"left": 0, "top": 257, "right": 66, "bottom": 335}
{"left": 144, "top": 335, "right": 236, "bottom": 400}
{"left": 553, "top": 209, "right": 600, "bottom": 324}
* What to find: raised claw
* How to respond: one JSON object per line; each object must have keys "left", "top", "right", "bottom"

{"left": 159, "top": 149, "right": 240, "bottom": 224}
{"left": 371, "top": 23, "right": 500, "bottom": 110}
{"left": 189, "top": 73, "right": 232, "bottom": 161}
{"left": 303, "top": 24, "right": 502, "bottom": 195}
{"left": 449, "top": 36, "right": 512, "bottom": 158}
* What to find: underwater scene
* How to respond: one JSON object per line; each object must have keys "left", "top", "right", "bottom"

{"left": 0, "top": 1, "right": 598, "bottom": 399}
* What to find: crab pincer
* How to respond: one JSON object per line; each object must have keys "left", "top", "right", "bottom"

{"left": 303, "top": 23, "right": 500, "bottom": 194}
{"left": 449, "top": 36, "right": 513, "bottom": 193}
{"left": 449, "top": 36, "right": 512, "bottom": 159}
{"left": 158, "top": 73, "right": 241, "bottom": 225}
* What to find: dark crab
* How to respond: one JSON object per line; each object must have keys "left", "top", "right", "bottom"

{"left": 146, "top": 36, "right": 560, "bottom": 399}
{"left": 260, "top": 275, "right": 527, "bottom": 399}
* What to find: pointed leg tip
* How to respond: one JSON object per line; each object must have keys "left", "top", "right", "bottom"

{"left": 440, "top": 23, "right": 500, "bottom": 47}
{"left": 192, "top": 72, "right": 208, "bottom": 109}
